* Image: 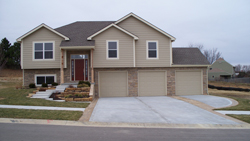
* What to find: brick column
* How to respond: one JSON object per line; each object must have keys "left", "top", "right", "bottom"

{"left": 61, "top": 49, "right": 64, "bottom": 84}
{"left": 91, "top": 49, "right": 94, "bottom": 83}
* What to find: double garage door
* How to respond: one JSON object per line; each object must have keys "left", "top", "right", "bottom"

{"left": 99, "top": 70, "right": 202, "bottom": 97}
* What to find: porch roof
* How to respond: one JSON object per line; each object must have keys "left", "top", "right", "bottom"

{"left": 54, "top": 21, "right": 114, "bottom": 47}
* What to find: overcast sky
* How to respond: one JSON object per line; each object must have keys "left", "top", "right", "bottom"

{"left": 0, "top": 0, "right": 249, "bottom": 65}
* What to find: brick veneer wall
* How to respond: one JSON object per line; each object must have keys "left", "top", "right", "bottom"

{"left": 94, "top": 67, "right": 208, "bottom": 97}
{"left": 23, "top": 69, "right": 60, "bottom": 86}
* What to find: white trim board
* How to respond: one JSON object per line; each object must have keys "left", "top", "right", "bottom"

{"left": 32, "top": 41, "right": 55, "bottom": 61}
{"left": 87, "top": 24, "right": 139, "bottom": 40}
{"left": 17, "top": 23, "right": 69, "bottom": 42}
{"left": 106, "top": 40, "right": 119, "bottom": 60}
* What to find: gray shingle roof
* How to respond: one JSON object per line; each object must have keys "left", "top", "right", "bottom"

{"left": 54, "top": 21, "right": 114, "bottom": 46}
{"left": 172, "top": 48, "right": 210, "bottom": 65}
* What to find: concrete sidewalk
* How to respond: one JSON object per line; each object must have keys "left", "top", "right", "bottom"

{"left": 0, "top": 105, "right": 85, "bottom": 112}
{"left": 215, "top": 111, "right": 250, "bottom": 115}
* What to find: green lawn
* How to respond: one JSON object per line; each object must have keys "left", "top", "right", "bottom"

{"left": 213, "top": 96, "right": 250, "bottom": 111}
{"left": 209, "top": 88, "right": 250, "bottom": 111}
{"left": 0, "top": 108, "right": 82, "bottom": 121}
{"left": 0, "top": 82, "right": 89, "bottom": 108}
{"left": 209, "top": 88, "right": 250, "bottom": 124}
{"left": 226, "top": 114, "right": 250, "bottom": 124}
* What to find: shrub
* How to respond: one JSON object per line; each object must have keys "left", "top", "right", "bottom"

{"left": 78, "top": 81, "right": 91, "bottom": 87}
{"left": 29, "top": 83, "right": 36, "bottom": 88}
{"left": 77, "top": 84, "right": 89, "bottom": 88}
{"left": 42, "top": 83, "right": 48, "bottom": 87}
{"left": 65, "top": 94, "right": 73, "bottom": 98}
{"left": 78, "top": 81, "right": 84, "bottom": 85}
{"left": 83, "top": 94, "right": 89, "bottom": 98}
{"left": 75, "top": 94, "right": 83, "bottom": 98}
{"left": 52, "top": 82, "right": 58, "bottom": 86}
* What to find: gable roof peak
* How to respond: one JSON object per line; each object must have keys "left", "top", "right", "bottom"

{"left": 115, "top": 13, "right": 176, "bottom": 41}
{"left": 17, "top": 23, "right": 69, "bottom": 42}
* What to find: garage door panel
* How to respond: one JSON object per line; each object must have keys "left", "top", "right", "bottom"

{"left": 99, "top": 72, "right": 127, "bottom": 97}
{"left": 139, "top": 71, "right": 166, "bottom": 96}
{"left": 176, "top": 71, "right": 202, "bottom": 95}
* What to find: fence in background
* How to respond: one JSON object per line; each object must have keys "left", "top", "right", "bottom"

{"left": 210, "top": 78, "right": 250, "bottom": 83}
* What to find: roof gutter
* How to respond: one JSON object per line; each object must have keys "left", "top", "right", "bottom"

{"left": 172, "top": 64, "right": 210, "bottom": 67}
{"left": 60, "top": 46, "right": 95, "bottom": 50}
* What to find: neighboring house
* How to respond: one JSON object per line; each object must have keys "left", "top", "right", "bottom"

{"left": 17, "top": 13, "right": 210, "bottom": 97}
{"left": 208, "top": 58, "right": 235, "bottom": 80}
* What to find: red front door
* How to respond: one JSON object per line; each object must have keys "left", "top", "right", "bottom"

{"left": 75, "top": 59, "right": 85, "bottom": 80}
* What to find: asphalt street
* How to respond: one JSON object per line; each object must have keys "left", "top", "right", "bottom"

{"left": 0, "top": 123, "right": 250, "bottom": 141}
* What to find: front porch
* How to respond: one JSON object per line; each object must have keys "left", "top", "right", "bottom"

{"left": 60, "top": 48, "right": 95, "bottom": 84}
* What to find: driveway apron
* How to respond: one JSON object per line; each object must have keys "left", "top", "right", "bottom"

{"left": 89, "top": 96, "right": 238, "bottom": 124}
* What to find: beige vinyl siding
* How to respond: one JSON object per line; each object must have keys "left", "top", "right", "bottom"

{"left": 138, "top": 71, "right": 167, "bottom": 96}
{"left": 117, "top": 16, "right": 171, "bottom": 67}
{"left": 175, "top": 71, "right": 202, "bottom": 95}
{"left": 22, "top": 27, "right": 63, "bottom": 69}
{"left": 99, "top": 71, "right": 128, "bottom": 97}
{"left": 93, "top": 27, "right": 134, "bottom": 68}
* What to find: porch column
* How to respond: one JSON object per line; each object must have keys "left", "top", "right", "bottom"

{"left": 61, "top": 49, "right": 64, "bottom": 84}
{"left": 91, "top": 49, "right": 94, "bottom": 83}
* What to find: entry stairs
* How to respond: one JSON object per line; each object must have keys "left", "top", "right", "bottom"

{"left": 31, "top": 84, "right": 77, "bottom": 102}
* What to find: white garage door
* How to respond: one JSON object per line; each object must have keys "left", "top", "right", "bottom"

{"left": 99, "top": 71, "right": 127, "bottom": 97}
{"left": 175, "top": 71, "right": 202, "bottom": 95}
{"left": 138, "top": 71, "right": 166, "bottom": 96}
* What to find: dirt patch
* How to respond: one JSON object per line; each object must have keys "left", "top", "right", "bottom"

{"left": 209, "top": 81, "right": 250, "bottom": 89}
{"left": 0, "top": 69, "right": 22, "bottom": 77}
{"left": 0, "top": 98, "right": 5, "bottom": 100}
{"left": 0, "top": 77, "right": 23, "bottom": 82}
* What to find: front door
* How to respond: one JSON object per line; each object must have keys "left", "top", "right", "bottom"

{"left": 75, "top": 59, "right": 84, "bottom": 80}
{"left": 71, "top": 54, "right": 89, "bottom": 81}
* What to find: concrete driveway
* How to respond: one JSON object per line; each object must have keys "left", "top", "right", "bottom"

{"left": 89, "top": 96, "right": 238, "bottom": 124}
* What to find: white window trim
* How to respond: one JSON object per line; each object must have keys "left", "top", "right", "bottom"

{"left": 34, "top": 74, "right": 57, "bottom": 86}
{"left": 106, "top": 40, "right": 119, "bottom": 59}
{"left": 146, "top": 40, "right": 159, "bottom": 59}
{"left": 33, "top": 41, "right": 55, "bottom": 61}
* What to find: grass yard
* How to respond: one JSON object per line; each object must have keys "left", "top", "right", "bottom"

{"left": 226, "top": 115, "right": 250, "bottom": 124}
{"left": 0, "top": 108, "right": 82, "bottom": 121}
{"left": 209, "top": 87, "right": 250, "bottom": 124}
{"left": 209, "top": 88, "right": 250, "bottom": 111}
{"left": 208, "top": 81, "right": 250, "bottom": 89}
{"left": 0, "top": 82, "right": 89, "bottom": 108}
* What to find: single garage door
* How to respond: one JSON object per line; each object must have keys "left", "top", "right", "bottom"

{"left": 175, "top": 70, "right": 202, "bottom": 95}
{"left": 138, "top": 71, "right": 166, "bottom": 96}
{"left": 99, "top": 71, "right": 127, "bottom": 97}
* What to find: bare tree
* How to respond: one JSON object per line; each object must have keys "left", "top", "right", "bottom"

{"left": 242, "top": 65, "right": 250, "bottom": 72}
{"left": 189, "top": 43, "right": 222, "bottom": 64}
{"left": 203, "top": 48, "right": 222, "bottom": 64}
{"left": 188, "top": 43, "right": 204, "bottom": 51}
{"left": 234, "top": 64, "right": 242, "bottom": 72}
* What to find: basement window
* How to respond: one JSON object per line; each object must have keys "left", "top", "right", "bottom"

{"left": 35, "top": 74, "right": 56, "bottom": 85}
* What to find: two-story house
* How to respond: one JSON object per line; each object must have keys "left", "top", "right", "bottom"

{"left": 17, "top": 13, "right": 210, "bottom": 97}
{"left": 208, "top": 58, "right": 235, "bottom": 80}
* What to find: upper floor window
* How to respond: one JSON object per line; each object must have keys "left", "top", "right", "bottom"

{"left": 34, "top": 42, "right": 54, "bottom": 60}
{"left": 107, "top": 40, "right": 119, "bottom": 59}
{"left": 147, "top": 41, "right": 158, "bottom": 59}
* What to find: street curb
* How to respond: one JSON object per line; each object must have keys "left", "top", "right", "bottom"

{"left": 1, "top": 118, "right": 250, "bottom": 129}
